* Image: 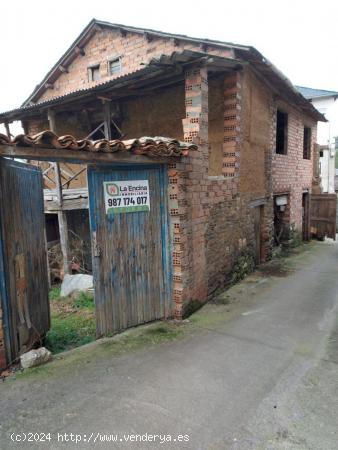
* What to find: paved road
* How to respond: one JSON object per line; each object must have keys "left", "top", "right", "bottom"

{"left": 1, "top": 241, "right": 338, "bottom": 449}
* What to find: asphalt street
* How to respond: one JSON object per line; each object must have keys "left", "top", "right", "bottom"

{"left": 1, "top": 241, "right": 338, "bottom": 450}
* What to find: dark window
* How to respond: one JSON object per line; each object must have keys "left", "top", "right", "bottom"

{"left": 303, "top": 127, "right": 311, "bottom": 159}
{"left": 88, "top": 65, "right": 100, "bottom": 82}
{"left": 109, "top": 58, "right": 122, "bottom": 75}
{"left": 319, "top": 150, "right": 324, "bottom": 157}
{"left": 276, "top": 109, "right": 288, "bottom": 154}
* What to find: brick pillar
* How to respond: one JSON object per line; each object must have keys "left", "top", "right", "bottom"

{"left": 172, "top": 66, "right": 209, "bottom": 317}
{"left": 223, "top": 72, "right": 242, "bottom": 186}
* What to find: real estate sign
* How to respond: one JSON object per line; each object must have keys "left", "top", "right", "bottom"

{"left": 103, "top": 180, "right": 150, "bottom": 214}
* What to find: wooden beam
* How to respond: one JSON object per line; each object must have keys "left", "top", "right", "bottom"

{"left": 75, "top": 46, "right": 85, "bottom": 56}
{"left": 144, "top": 32, "right": 153, "bottom": 42}
{"left": 117, "top": 27, "right": 127, "bottom": 37}
{"left": 170, "top": 38, "right": 180, "bottom": 47}
{"left": 86, "top": 121, "right": 105, "bottom": 139}
{"left": 4, "top": 122, "right": 11, "bottom": 138}
{"left": 59, "top": 65, "right": 69, "bottom": 73}
{"left": 0, "top": 144, "right": 179, "bottom": 164}
{"left": 45, "top": 197, "right": 89, "bottom": 212}
{"left": 97, "top": 95, "right": 111, "bottom": 102}
{"left": 103, "top": 101, "right": 112, "bottom": 140}
{"left": 47, "top": 109, "right": 71, "bottom": 275}
{"left": 61, "top": 167, "right": 87, "bottom": 188}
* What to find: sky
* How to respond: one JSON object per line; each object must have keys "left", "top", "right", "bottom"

{"left": 1, "top": 0, "right": 338, "bottom": 133}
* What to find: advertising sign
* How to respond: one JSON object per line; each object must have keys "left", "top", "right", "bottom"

{"left": 104, "top": 180, "right": 150, "bottom": 214}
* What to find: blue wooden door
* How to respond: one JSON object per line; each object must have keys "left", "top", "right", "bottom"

{"left": 0, "top": 159, "right": 49, "bottom": 366}
{"left": 88, "top": 164, "right": 171, "bottom": 336}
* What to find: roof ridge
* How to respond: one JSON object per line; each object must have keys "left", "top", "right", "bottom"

{"left": 21, "top": 18, "right": 252, "bottom": 107}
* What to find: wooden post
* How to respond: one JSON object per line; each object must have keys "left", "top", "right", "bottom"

{"left": 47, "top": 109, "right": 70, "bottom": 275}
{"left": 4, "top": 122, "right": 11, "bottom": 138}
{"left": 103, "top": 101, "right": 112, "bottom": 140}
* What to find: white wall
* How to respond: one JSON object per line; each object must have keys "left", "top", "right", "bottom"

{"left": 312, "top": 96, "right": 338, "bottom": 193}
{"left": 319, "top": 147, "right": 335, "bottom": 193}
{"left": 312, "top": 96, "right": 338, "bottom": 145}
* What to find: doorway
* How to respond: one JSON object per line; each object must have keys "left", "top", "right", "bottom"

{"left": 302, "top": 193, "right": 310, "bottom": 241}
{"left": 253, "top": 205, "right": 263, "bottom": 264}
{"left": 88, "top": 164, "right": 171, "bottom": 336}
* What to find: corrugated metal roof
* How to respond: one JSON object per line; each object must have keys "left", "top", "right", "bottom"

{"left": 0, "top": 131, "right": 196, "bottom": 157}
{"left": 295, "top": 86, "right": 338, "bottom": 100}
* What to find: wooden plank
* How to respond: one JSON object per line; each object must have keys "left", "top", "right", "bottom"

{"left": 310, "top": 193, "right": 337, "bottom": 240}
{"left": 45, "top": 197, "right": 88, "bottom": 212}
{"left": 103, "top": 102, "right": 112, "bottom": 140}
{"left": 48, "top": 109, "right": 71, "bottom": 275}
{"left": 88, "top": 164, "right": 170, "bottom": 336}
{"left": 0, "top": 159, "right": 50, "bottom": 360}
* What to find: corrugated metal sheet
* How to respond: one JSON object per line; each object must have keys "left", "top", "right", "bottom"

{"left": 295, "top": 86, "right": 338, "bottom": 100}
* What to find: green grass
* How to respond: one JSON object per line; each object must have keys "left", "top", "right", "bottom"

{"left": 45, "top": 289, "right": 96, "bottom": 354}
{"left": 49, "top": 286, "right": 61, "bottom": 301}
{"left": 74, "top": 291, "right": 95, "bottom": 310}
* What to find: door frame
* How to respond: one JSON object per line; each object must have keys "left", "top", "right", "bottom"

{"left": 87, "top": 163, "right": 172, "bottom": 335}
{"left": 0, "top": 213, "right": 11, "bottom": 364}
{"left": 302, "top": 192, "right": 310, "bottom": 241}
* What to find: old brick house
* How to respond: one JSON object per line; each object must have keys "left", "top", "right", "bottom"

{"left": 0, "top": 19, "right": 324, "bottom": 347}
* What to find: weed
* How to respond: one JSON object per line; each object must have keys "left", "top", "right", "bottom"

{"left": 213, "top": 294, "right": 231, "bottom": 305}
{"left": 46, "top": 289, "right": 96, "bottom": 354}
{"left": 49, "top": 286, "right": 61, "bottom": 301}
{"left": 74, "top": 291, "right": 94, "bottom": 310}
{"left": 45, "top": 314, "right": 95, "bottom": 354}
{"left": 182, "top": 299, "right": 203, "bottom": 318}
{"left": 230, "top": 250, "right": 255, "bottom": 284}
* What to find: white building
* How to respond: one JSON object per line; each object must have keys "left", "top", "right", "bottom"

{"left": 296, "top": 86, "right": 338, "bottom": 193}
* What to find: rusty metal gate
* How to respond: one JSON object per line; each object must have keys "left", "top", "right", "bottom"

{"left": 310, "top": 193, "right": 337, "bottom": 240}
{"left": 88, "top": 164, "right": 171, "bottom": 336}
{"left": 0, "top": 159, "right": 49, "bottom": 366}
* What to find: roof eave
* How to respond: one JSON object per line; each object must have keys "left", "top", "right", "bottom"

{"left": 21, "top": 19, "right": 251, "bottom": 107}
{"left": 22, "top": 18, "right": 99, "bottom": 106}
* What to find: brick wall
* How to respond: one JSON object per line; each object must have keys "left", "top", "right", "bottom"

{"left": 38, "top": 28, "right": 234, "bottom": 103}
{"left": 272, "top": 100, "right": 317, "bottom": 231}
{"left": 27, "top": 66, "right": 280, "bottom": 318}
{"left": 167, "top": 67, "right": 276, "bottom": 317}
{"left": 24, "top": 25, "right": 318, "bottom": 319}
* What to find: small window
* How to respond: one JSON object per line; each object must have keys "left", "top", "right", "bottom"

{"left": 109, "top": 57, "right": 122, "bottom": 75}
{"left": 319, "top": 150, "right": 324, "bottom": 158}
{"left": 88, "top": 65, "right": 100, "bottom": 82}
{"left": 303, "top": 127, "right": 311, "bottom": 160}
{"left": 276, "top": 109, "right": 288, "bottom": 154}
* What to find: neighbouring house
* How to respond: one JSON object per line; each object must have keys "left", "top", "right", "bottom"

{"left": 296, "top": 86, "right": 338, "bottom": 194}
{"left": 0, "top": 20, "right": 327, "bottom": 368}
